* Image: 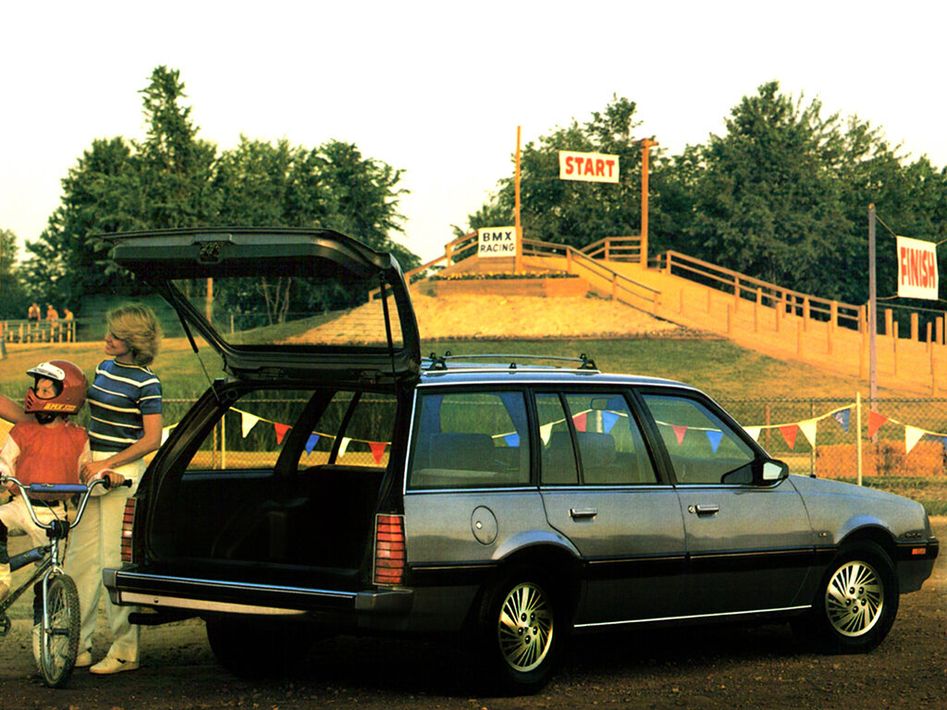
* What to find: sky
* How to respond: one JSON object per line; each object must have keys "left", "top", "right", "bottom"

{"left": 2, "top": 1, "right": 945, "bottom": 264}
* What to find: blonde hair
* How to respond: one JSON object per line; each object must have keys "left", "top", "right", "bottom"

{"left": 107, "top": 304, "right": 163, "bottom": 366}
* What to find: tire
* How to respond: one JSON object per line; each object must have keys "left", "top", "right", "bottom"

{"left": 37, "top": 573, "right": 80, "bottom": 688}
{"left": 205, "top": 617, "right": 319, "bottom": 678}
{"left": 476, "top": 569, "right": 566, "bottom": 694}
{"left": 803, "top": 542, "right": 899, "bottom": 653}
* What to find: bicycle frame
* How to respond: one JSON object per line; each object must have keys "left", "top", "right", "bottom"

{"left": 0, "top": 474, "right": 126, "bottom": 685}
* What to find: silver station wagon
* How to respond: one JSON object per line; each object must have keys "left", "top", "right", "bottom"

{"left": 103, "top": 228, "right": 939, "bottom": 693}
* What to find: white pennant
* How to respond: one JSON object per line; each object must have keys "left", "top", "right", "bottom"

{"left": 161, "top": 425, "right": 173, "bottom": 445}
{"left": 744, "top": 426, "right": 761, "bottom": 442}
{"left": 905, "top": 426, "right": 925, "bottom": 455}
{"left": 540, "top": 423, "right": 554, "bottom": 445}
{"left": 798, "top": 419, "right": 818, "bottom": 448}
{"left": 241, "top": 412, "right": 260, "bottom": 438}
{"left": 338, "top": 436, "right": 352, "bottom": 458}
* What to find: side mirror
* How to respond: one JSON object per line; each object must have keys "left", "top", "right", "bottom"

{"left": 762, "top": 460, "right": 789, "bottom": 482}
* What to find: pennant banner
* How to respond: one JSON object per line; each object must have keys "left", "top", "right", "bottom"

{"left": 744, "top": 426, "right": 761, "bottom": 442}
{"left": 573, "top": 412, "right": 587, "bottom": 432}
{"left": 705, "top": 430, "right": 723, "bottom": 453}
{"left": 832, "top": 409, "right": 851, "bottom": 433}
{"left": 503, "top": 433, "right": 520, "bottom": 447}
{"left": 273, "top": 422, "right": 291, "bottom": 445}
{"left": 369, "top": 441, "right": 387, "bottom": 464}
{"left": 305, "top": 433, "right": 320, "bottom": 454}
{"left": 338, "top": 437, "right": 352, "bottom": 458}
{"left": 602, "top": 411, "right": 619, "bottom": 433}
{"left": 867, "top": 411, "right": 888, "bottom": 439}
{"left": 540, "top": 423, "right": 554, "bottom": 445}
{"left": 241, "top": 412, "right": 261, "bottom": 438}
{"left": 779, "top": 424, "right": 798, "bottom": 449}
{"left": 798, "top": 419, "right": 818, "bottom": 449}
{"left": 905, "top": 426, "right": 925, "bottom": 455}
{"left": 672, "top": 425, "right": 688, "bottom": 445}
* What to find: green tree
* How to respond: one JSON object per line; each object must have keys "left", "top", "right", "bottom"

{"left": 0, "top": 228, "right": 28, "bottom": 318}
{"left": 469, "top": 96, "right": 651, "bottom": 249}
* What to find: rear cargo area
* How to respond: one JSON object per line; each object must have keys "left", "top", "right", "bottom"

{"left": 146, "top": 465, "right": 386, "bottom": 588}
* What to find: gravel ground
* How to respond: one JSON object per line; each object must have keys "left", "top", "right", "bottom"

{"left": 1, "top": 520, "right": 943, "bottom": 709}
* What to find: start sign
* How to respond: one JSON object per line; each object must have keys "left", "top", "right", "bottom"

{"left": 559, "top": 150, "right": 620, "bottom": 184}
{"left": 478, "top": 227, "right": 517, "bottom": 258}
{"left": 897, "top": 236, "right": 939, "bottom": 300}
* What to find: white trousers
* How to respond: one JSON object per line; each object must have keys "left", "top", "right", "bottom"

{"left": 64, "top": 454, "right": 142, "bottom": 662}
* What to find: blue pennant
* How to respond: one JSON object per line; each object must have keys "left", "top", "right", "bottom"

{"left": 832, "top": 409, "right": 851, "bottom": 433}
{"left": 602, "top": 411, "right": 619, "bottom": 433}
{"left": 504, "top": 433, "right": 520, "bottom": 447}
{"left": 705, "top": 430, "right": 723, "bottom": 453}
{"left": 305, "top": 433, "right": 320, "bottom": 454}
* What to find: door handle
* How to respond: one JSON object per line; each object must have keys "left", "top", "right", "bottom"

{"left": 570, "top": 508, "right": 598, "bottom": 520}
{"left": 690, "top": 504, "right": 720, "bottom": 515}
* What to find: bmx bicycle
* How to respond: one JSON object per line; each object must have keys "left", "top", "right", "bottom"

{"left": 0, "top": 474, "right": 129, "bottom": 687}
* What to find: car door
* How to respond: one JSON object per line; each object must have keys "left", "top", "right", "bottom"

{"left": 535, "top": 389, "right": 688, "bottom": 626}
{"left": 638, "top": 389, "right": 815, "bottom": 616}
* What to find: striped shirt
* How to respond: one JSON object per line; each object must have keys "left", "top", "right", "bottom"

{"left": 87, "top": 359, "right": 163, "bottom": 453}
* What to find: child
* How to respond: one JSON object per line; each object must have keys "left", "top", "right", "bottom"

{"left": 0, "top": 361, "right": 90, "bottom": 614}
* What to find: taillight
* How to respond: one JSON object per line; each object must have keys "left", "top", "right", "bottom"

{"left": 121, "top": 497, "right": 137, "bottom": 563}
{"left": 373, "top": 514, "right": 406, "bottom": 586}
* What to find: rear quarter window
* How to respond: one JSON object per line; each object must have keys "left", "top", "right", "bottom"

{"left": 408, "top": 390, "right": 530, "bottom": 489}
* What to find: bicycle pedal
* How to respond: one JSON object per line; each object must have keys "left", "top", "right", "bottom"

{"left": 0, "top": 614, "right": 10, "bottom": 637}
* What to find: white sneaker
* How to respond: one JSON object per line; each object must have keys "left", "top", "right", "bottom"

{"left": 90, "top": 656, "right": 139, "bottom": 674}
{"left": 75, "top": 650, "right": 93, "bottom": 668}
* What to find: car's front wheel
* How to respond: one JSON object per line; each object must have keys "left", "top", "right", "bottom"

{"left": 801, "top": 542, "right": 899, "bottom": 653}
{"left": 205, "top": 617, "right": 319, "bottom": 677}
{"left": 476, "top": 569, "right": 565, "bottom": 694}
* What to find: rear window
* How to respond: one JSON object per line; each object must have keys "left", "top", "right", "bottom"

{"left": 408, "top": 390, "right": 530, "bottom": 489}
{"left": 170, "top": 274, "right": 404, "bottom": 349}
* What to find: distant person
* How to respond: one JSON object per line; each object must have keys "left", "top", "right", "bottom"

{"left": 45, "top": 304, "right": 59, "bottom": 321}
{"left": 27, "top": 303, "right": 40, "bottom": 321}
{"left": 63, "top": 307, "right": 75, "bottom": 342}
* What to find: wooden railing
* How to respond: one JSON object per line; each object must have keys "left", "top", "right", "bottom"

{"left": 523, "top": 238, "right": 660, "bottom": 312}
{"left": 582, "top": 235, "right": 641, "bottom": 262}
{"left": 661, "top": 250, "right": 865, "bottom": 332}
{"left": 1, "top": 319, "right": 78, "bottom": 343}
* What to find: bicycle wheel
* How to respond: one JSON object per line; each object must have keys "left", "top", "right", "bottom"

{"left": 37, "top": 573, "right": 80, "bottom": 687}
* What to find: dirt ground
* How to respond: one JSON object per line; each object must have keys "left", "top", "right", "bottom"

{"left": 0, "top": 520, "right": 943, "bottom": 709}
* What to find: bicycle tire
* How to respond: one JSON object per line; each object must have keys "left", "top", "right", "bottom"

{"left": 37, "top": 573, "right": 80, "bottom": 688}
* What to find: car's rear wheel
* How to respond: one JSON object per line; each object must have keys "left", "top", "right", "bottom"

{"left": 205, "top": 617, "right": 319, "bottom": 677}
{"left": 476, "top": 569, "right": 565, "bottom": 694}
{"left": 800, "top": 542, "right": 899, "bottom": 653}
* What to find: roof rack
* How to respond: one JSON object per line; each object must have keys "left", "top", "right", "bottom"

{"left": 425, "top": 351, "right": 598, "bottom": 372}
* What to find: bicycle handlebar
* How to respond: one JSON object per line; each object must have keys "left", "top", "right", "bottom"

{"left": 0, "top": 474, "right": 132, "bottom": 532}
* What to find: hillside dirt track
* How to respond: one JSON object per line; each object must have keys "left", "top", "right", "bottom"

{"left": 0, "top": 519, "right": 943, "bottom": 709}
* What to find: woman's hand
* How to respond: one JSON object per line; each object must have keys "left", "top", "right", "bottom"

{"left": 80, "top": 459, "right": 112, "bottom": 483}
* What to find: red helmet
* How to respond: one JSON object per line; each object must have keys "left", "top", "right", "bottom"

{"left": 24, "top": 360, "right": 88, "bottom": 415}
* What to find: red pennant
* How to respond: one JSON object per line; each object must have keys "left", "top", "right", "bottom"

{"left": 779, "top": 424, "right": 798, "bottom": 449}
{"left": 867, "top": 411, "right": 888, "bottom": 438}
{"left": 573, "top": 412, "right": 587, "bottom": 432}
{"left": 273, "top": 422, "right": 291, "bottom": 445}
{"left": 672, "top": 425, "right": 687, "bottom": 445}
{"left": 369, "top": 441, "right": 387, "bottom": 465}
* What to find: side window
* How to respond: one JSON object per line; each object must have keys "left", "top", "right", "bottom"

{"left": 186, "top": 389, "right": 312, "bottom": 472}
{"left": 537, "top": 392, "right": 657, "bottom": 485}
{"left": 641, "top": 394, "right": 755, "bottom": 484}
{"left": 408, "top": 391, "right": 530, "bottom": 489}
{"left": 300, "top": 391, "right": 397, "bottom": 469}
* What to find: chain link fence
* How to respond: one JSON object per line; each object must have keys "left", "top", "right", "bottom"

{"left": 164, "top": 396, "right": 947, "bottom": 482}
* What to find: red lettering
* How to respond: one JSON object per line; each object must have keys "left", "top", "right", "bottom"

{"left": 910, "top": 249, "right": 919, "bottom": 286}
{"left": 900, "top": 247, "right": 910, "bottom": 285}
{"left": 606, "top": 159, "right": 615, "bottom": 177}
{"left": 565, "top": 157, "right": 575, "bottom": 175}
{"left": 595, "top": 159, "right": 605, "bottom": 176}
{"left": 583, "top": 158, "right": 595, "bottom": 176}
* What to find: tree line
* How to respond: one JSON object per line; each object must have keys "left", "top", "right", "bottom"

{"left": 2, "top": 75, "right": 944, "bottom": 322}
{"left": 0, "top": 66, "right": 416, "bottom": 321}
{"left": 469, "top": 83, "right": 947, "bottom": 308}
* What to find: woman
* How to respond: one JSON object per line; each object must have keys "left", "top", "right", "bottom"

{"left": 68, "top": 303, "right": 163, "bottom": 674}
{"left": 0, "top": 304, "right": 164, "bottom": 675}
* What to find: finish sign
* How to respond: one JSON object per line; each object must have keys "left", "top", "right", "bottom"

{"left": 559, "top": 150, "right": 620, "bottom": 184}
{"left": 896, "top": 235, "right": 939, "bottom": 300}
{"left": 478, "top": 227, "right": 518, "bottom": 258}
